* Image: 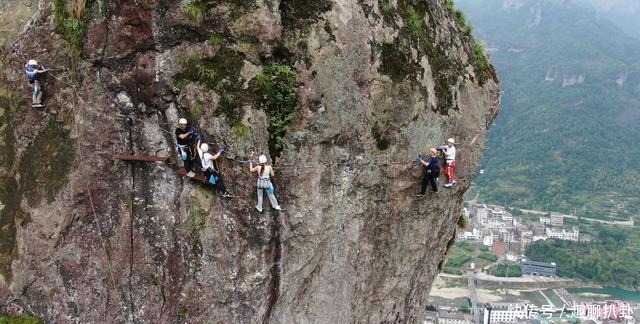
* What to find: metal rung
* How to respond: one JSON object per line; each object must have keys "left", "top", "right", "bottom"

{"left": 115, "top": 155, "right": 169, "bottom": 162}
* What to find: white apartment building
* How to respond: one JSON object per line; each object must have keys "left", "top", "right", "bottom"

{"left": 550, "top": 212, "right": 564, "bottom": 226}
{"left": 483, "top": 304, "right": 532, "bottom": 324}
{"left": 483, "top": 235, "right": 494, "bottom": 246}
{"left": 499, "top": 229, "right": 515, "bottom": 244}
{"left": 539, "top": 217, "right": 551, "bottom": 225}
{"left": 565, "top": 227, "right": 579, "bottom": 240}
{"left": 545, "top": 227, "right": 579, "bottom": 241}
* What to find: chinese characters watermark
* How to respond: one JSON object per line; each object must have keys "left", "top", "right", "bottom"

{"left": 501, "top": 300, "right": 634, "bottom": 320}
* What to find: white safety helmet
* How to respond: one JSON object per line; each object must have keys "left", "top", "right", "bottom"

{"left": 258, "top": 155, "right": 267, "bottom": 164}
{"left": 27, "top": 59, "right": 38, "bottom": 66}
{"left": 179, "top": 118, "right": 188, "bottom": 125}
{"left": 447, "top": 138, "right": 455, "bottom": 144}
{"left": 201, "top": 143, "right": 209, "bottom": 152}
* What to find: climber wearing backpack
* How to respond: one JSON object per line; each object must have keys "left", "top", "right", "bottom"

{"left": 24, "top": 59, "right": 50, "bottom": 108}
{"left": 196, "top": 140, "right": 233, "bottom": 198}
{"left": 175, "top": 118, "right": 200, "bottom": 177}
{"left": 249, "top": 155, "right": 282, "bottom": 212}
{"left": 416, "top": 148, "right": 441, "bottom": 196}
{"left": 443, "top": 138, "right": 456, "bottom": 188}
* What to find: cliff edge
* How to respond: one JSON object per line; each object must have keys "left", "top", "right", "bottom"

{"left": 0, "top": 0, "right": 499, "bottom": 322}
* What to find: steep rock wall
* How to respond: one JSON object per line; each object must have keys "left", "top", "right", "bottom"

{"left": 0, "top": 0, "right": 499, "bottom": 323}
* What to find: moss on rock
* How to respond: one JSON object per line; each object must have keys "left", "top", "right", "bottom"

{"left": 184, "top": 201, "right": 208, "bottom": 240}
{"left": 0, "top": 176, "right": 18, "bottom": 279}
{"left": 371, "top": 122, "right": 390, "bottom": 151}
{"left": 0, "top": 81, "right": 21, "bottom": 279}
{"left": 19, "top": 119, "right": 77, "bottom": 205}
{"left": 0, "top": 316, "right": 44, "bottom": 324}
{"left": 378, "top": 42, "right": 416, "bottom": 83}
{"left": 181, "top": 0, "right": 257, "bottom": 23}
{"left": 279, "top": 0, "right": 333, "bottom": 30}
{"left": 175, "top": 47, "right": 247, "bottom": 125}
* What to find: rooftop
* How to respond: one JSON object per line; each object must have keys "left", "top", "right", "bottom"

{"left": 521, "top": 258, "right": 556, "bottom": 267}
{"left": 438, "top": 310, "right": 467, "bottom": 320}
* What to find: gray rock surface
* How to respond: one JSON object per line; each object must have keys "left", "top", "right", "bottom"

{"left": 0, "top": 0, "right": 499, "bottom": 322}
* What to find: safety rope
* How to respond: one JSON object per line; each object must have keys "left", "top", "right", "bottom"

{"left": 50, "top": 66, "right": 448, "bottom": 176}
{"left": 46, "top": 67, "right": 118, "bottom": 292}
{"left": 116, "top": 111, "right": 429, "bottom": 169}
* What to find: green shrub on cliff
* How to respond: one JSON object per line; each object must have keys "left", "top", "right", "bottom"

{"left": 52, "top": 0, "right": 88, "bottom": 50}
{"left": 256, "top": 64, "right": 298, "bottom": 160}
{"left": 183, "top": 2, "right": 209, "bottom": 25}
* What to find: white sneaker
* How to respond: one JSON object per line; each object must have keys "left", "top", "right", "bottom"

{"left": 274, "top": 206, "right": 282, "bottom": 211}
{"left": 256, "top": 206, "right": 263, "bottom": 212}
{"left": 186, "top": 171, "right": 195, "bottom": 177}
{"left": 222, "top": 192, "right": 233, "bottom": 198}
{"left": 444, "top": 183, "right": 453, "bottom": 188}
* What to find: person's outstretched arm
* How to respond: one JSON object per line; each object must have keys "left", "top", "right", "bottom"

{"left": 249, "top": 161, "right": 260, "bottom": 173}
{"left": 212, "top": 149, "right": 223, "bottom": 160}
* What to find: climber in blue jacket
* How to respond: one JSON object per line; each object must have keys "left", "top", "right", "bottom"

{"left": 416, "top": 148, "right": 441, "bottom": 196}
{"left": 24, "top": 59, "right": 50, "bottom": 107}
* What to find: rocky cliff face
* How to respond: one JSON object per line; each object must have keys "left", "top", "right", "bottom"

{"left": 0, "top": 0, "right": 499, "bottom": 323}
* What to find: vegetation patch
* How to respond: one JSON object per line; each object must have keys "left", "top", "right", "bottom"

{"left": 445, "top": 0, "right": 497, "bottom": 85}
{"left": 52, "top": 0, "right": 90, "bottom": 50}
{"left": 174, "top": 47, "right": 247, "bottom": 125}
{"left": 231, "top": 123, "right": 251, "bottom": 140}
{"left": 378, "top": 0, "right": 396, "bottom": 25}
{"left": 404, "top": 5, "right": 422, "bottom": 30}
{"left": 16, "top": 211, "right": 32, "bottom": 227}
{"left": 184, "top": 202, "right": 208, "bottom": 239}
{"left": 279, "top": 0, "right": 333, "bottom": 30}
{"left": 371, "top": 122, "right": 390, "bottom": 151}
{"left": 209, "top": 33, "right": 223, "bottom": 48}
{"left": 375, "top": 0, "right": 462, "bottom": 114}
{"left": 19, "top": 119, "right": 77, "bottom": 205}
{"left": 182, "top": 1, "right": 211, "bottom": 25}
{"left": 489, "top": 264, "right": 522, "bottom": 277}
{"left": 457, "top": 214, "right": 469, "bottom": 228}
{"left": 181, "top": 0, "right": 256, "bottom": 23}
{"left": 0, "top": 316, "right": 44, "bottom": 324}
{"left": 189, "top": 100, "right": 205, "bottom": 120}
{"left": 378, "top": 42, "right": 416, "bottom": 83}
{"left": 0, "top": 177, "right": 18, "bottom": 279}
{"left": 0, "top": 67, "right": 20, "bottom": 280}
{"left": 527, "top": 232, "right": 640, "bottom": 288}
{"left": 471, "top": 42, "right": 497, "bottom": 85}
{"left": 255, "top": 63, "right": 298, "bottom": 160}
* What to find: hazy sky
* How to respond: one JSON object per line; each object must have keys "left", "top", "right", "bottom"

{"left": 589, "top": 0, "right": 640, "bottom": 13}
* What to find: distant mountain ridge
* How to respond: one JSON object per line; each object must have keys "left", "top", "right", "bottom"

{"left": 585, "top": 0, "right": 640, "bottom": 40}
{"left": 457, "top": 0, "right": 640, "bottom": 218}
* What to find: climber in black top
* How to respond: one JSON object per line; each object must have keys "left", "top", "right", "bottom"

{"left": 175, "top": 118, "right": 200, "bottom": 177}
{"left": 416, "top": 148, "right": 441, "bottom": 196}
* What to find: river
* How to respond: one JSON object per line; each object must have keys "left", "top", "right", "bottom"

{"left": 567, "top": 287, "right": 640, "bottom": 302}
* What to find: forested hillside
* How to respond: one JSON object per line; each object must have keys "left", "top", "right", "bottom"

{"left": 527, "top": 225, "right": 640, "bottom": 289}
{"left": 458, "top": 0, "right": 640, "bottom": 219}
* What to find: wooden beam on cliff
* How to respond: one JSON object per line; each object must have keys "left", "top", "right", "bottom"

{"left": 115, "top": 155, "right": 170, "bottom": 162}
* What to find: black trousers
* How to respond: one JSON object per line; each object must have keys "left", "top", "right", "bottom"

{"left": 180, "top": 145, "right": 196, "bottom": 171}
{"left": 421, "top": 169, "right": 439, "bottom": 194}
